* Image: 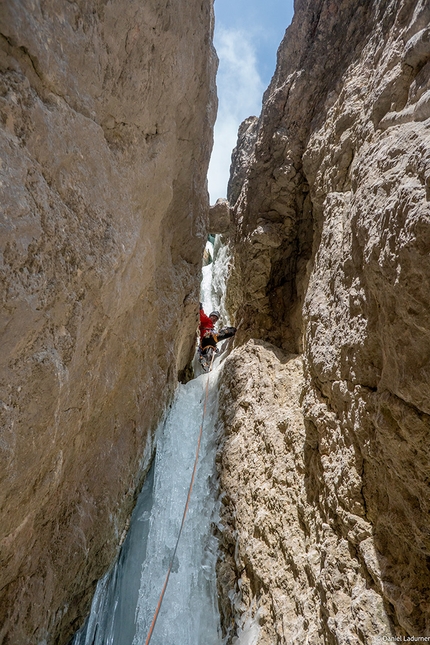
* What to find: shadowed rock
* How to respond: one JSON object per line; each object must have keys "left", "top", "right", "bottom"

{"left": 0, "top": 1, "right": 217, "bottom": 642}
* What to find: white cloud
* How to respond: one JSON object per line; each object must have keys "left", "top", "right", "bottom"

{"left": 208, "top": 27, "right": 264, "bottom": 203}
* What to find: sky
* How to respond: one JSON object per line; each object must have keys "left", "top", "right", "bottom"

{"left": 207, "top": 0, "right": 295, "bottom": 203}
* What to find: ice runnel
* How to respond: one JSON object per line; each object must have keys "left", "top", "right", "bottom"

{"left": 73, "top": 367, "right": 223, "bottom": 645}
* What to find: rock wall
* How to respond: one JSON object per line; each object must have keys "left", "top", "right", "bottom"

{"left": 218, "top": 342, "right": 391, "bottom": 644}
{"left": 0, "top": 1, "right": 216, "bottom": 643}
{"left": 219, "top": 0, "right": 430, "bottom": 642}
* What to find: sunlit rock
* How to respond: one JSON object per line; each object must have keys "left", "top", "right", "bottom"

{"left": 220, "top": 0, "right": 430, "bottom": 641}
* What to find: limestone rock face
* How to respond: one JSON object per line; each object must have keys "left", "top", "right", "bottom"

{"left": 220, "top": 0, "right": 430, "bottom": 641}
{"left": 0, "top": 1, "right": 216, "bottom": 643}
{"left": 227, "top": 116, "right": 258, "bottom": 207}
{"left": 218, "top": 341, "right": 391, "bottom": 644}
{"left": 209, "top": 197, "right": 231, "bottom": 234}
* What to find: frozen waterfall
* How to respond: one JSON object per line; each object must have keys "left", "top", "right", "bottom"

{"left": 73, "top": 365, "right": 223, "bottom": 645}
{"left": 73, "top": 238, "right": 225, "bottom": 645}
{"left": 70, "top": 236, "right": 263, "bottom": 645}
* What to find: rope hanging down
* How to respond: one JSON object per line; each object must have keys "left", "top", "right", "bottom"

{"left": 144, "top": 354, "right": 215, "bottom": 645}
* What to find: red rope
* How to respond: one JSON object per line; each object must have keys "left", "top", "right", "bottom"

{"left": 144, "top": 354, "right": 215, "bottom": 644}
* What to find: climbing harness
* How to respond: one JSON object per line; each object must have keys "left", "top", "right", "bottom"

{"left": 199, "top": 326, "right": 236, "bottom": 373}
{"left": 144, "top": 352, "right": 215, "bottom": 645}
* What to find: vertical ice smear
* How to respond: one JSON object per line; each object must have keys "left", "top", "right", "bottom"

{"left": 73, "top": 368, "right": 223, "bottom": 645}
{"left": 201, "top": 239, "right": 215, "bottom": 314}
{"left": 233, "top": 605, "right": 262, "bottom": 645}
{"left": 73, "top": 466, "right": 155, "bottom": 645}
{"left": 201, "top": 236, "right": 232, "bottom": 325}
{"left": 73, "top": 237, "right": 241, "bottom": 645}
{"left": 133, "top": 369, "right": 222, "bottom": 645}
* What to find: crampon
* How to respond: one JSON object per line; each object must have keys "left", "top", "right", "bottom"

{"left": 198, "top": 346, "right": 217, "bottom": 373}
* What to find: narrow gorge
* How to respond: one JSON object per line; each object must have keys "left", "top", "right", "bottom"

{"left": 1, "top": 0, "right": 429, "bottom": 644}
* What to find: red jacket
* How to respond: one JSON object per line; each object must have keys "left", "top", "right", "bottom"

{"left": 199, "top": 310, "right": 214, "bottom": 340}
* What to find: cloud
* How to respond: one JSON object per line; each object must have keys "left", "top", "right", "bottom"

{"left": 208, "top": 27, "right": 264, "bottom": 203}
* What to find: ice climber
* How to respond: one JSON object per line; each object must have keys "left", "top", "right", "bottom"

{"left": 198, "top": 304, "right": 236, "bottom": 371}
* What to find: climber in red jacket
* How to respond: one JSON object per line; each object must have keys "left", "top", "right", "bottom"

{"left": 199, "top": 305, "right": 220, "bottom": 340}
{"left": 198, "top": 304, "right": 236, "bottom": 371}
